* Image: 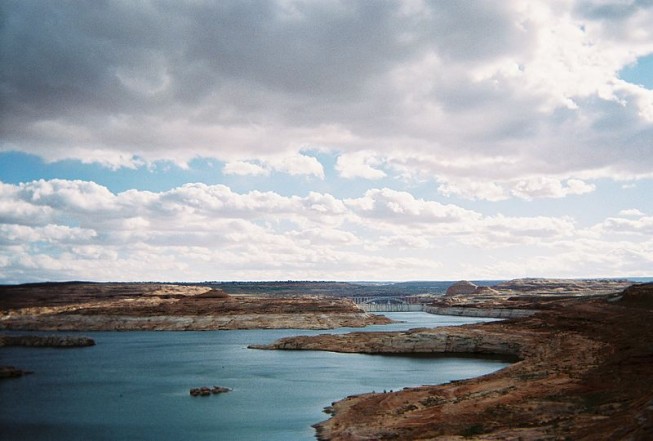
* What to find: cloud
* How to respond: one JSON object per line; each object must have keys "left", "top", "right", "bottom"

{"left": 1, "top": 0, "right": 652, "bottom": 199}
{"left": 436, "top": 177, "right": 596, "bottom": 201}
{"left": 336, "top": 151, "right": 386, "bottom": 179}
{"left": 223, "top": 153, "right": 324, "bottom": 178}
{"left": 345, "top": 188, "right": 481, "bottom": 225}
{"left": 0, "top": 224, "right": 97, "bottom": 245}
{"left": 619, "top": 208, "right": 645, "bottom": 217}
{"left": 1, "top": 178, "right": 650, "bottom": 282}
{"left": 600, "top": 215, "right": 653, "bottom": 235}
{"left": 223, "top": 161, "right": 270, "bottom": 176}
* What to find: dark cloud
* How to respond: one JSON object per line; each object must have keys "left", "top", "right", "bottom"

{"left": 1, "top": 0, "right": 652, "bottom": 184}
{"left": 0, "top": 1, "right": 525, "bottom": 126}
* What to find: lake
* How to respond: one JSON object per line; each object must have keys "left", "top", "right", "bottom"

{"left": 0, "top": 313, "right": 508, "bottom": 441}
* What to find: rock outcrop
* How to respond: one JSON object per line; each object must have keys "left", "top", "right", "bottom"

{"left": 444, "top": 280, "right": 478, "bottom": 296}
{"left": 256, "top": 284, "right": 653, "bottom": 440}
{"left": 615, "top": 282, "right": 653, "bottom": 309}
{"left": 0, "top": 366, "right": 33, "bottom": 379}
{"left": 431, "top": 278, "right": 633, "bottom": 312}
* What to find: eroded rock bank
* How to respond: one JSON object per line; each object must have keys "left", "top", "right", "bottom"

{"left": 423, "top": 306, "right": 536, "bottom": 319}
{"left": 257, "top": 284, "right": 653, "bottom": 440}
{"left": 0, "top": 283, "right": 390, "bottom": 331}
{"left": 0, "top": 313, "right": 389, "bottom": 331}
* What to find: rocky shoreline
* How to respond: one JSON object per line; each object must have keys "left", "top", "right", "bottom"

{"left": 423, "top": 305, "right": 537, "bottom": 318}
{"left": 0, "top": 283, "right": 391, "bottom": 331}
{"left": 255, "top": 283, "right": 653, "bottom": 440}
{"left": 0, "top": 312, "right": 390, "bottom": 331}
{"left": 251, "top": 325, "right": 526, "bottom": 357}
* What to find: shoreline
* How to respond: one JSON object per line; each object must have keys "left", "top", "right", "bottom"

{"left": 256, "top": 284, "right": 653, "bottom": 440}
{"left": 424, "top": 305, "right": 537, "bottom": 318}
{"left": 0, "top": 312, "right": 391, "bottom": 331}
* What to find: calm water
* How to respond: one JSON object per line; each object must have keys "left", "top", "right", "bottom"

{"left": 0, "top": 313, "right": 507, "bottom": 441}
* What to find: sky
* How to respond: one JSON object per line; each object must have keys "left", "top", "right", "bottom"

{"left": 1, "top": 0, "right": 652, "bottom": 284}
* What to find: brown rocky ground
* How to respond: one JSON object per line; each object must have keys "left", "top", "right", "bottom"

{"left": 256, "top": 283, "right": 653, "bottom": 440}
{"left": 0, "top": 282, "right": 390, "bottom": 331}
{"left": 435, "top": 278, "right": 632, "bottom": 310}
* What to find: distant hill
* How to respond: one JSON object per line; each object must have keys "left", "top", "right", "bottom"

{"left": 204, "top": 280, "right": 505, "bottom": 297}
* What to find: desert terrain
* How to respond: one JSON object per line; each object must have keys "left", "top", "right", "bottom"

{"left": 255, "top": 282, "right": 653, "bottom": 440}
{"left": 0, "top": 282, "right": 390, "bottom": 331}
{"left": 2, "top": 278, "right": 651, "bottom": 439}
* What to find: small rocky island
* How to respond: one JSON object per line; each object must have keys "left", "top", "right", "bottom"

{"left": 0, "top": 334, "right": 96, "bottom": 379}
{"left": 0, "top": 334, "right": 96, "bottom": 348}
{"left": 190, "top": 386, "right": 231, "bottom": 397}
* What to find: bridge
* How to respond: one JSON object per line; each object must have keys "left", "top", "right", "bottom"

{"left": 352, "top": 296, "right": 424, "bottom": 312}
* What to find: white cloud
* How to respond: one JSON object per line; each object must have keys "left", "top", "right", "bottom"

{"left": 223, "top": 153, "right": 325, "bottom": 178}
{"left": 0, "top": 224, "right": 97, "bottom": 244}
{"left": 436, "top": 176, "right": 596, "bottom": 201}
{"left": 619, "top": 208, "right": 645, "bottom": 217}
{"left": 345, "top": 188, "right": 481, "bottom": 225}
{"left": 223, "top": 160, "right": 270, "bottom": 176}
{"left": 267, "top": 153, "right": 325, "bottom": 179}
{"left": 510, "top": 177, "right": 596, "bottom": 200}
{"left": 600, "top": 215, "right": 653, "bottom": 235}
{"left": 0, "top": 178, "right": 650, "bottom": 282}
{"left": 335, "top": 151, "right": 386, "bottom": 179}
{"left": 437, "top": 179, "right": 509, "bottom": 202}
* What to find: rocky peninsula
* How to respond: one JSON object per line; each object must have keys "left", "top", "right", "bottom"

{"left": 0, "top": 283, "right": 390, "bottom": 331}
{"left": 255, "top": 283, "right": 653, "bottom": 440}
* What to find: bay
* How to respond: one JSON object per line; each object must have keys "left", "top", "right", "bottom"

{"left": 0, "top": 313, "right": 507, "bottom": 441}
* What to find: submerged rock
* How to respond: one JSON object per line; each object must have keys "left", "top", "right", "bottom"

{"left": 0, "top": 366, "right": 33, "bottom": 379}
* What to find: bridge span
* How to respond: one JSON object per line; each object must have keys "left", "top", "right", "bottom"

{"left": 352, "top": 296, "right": 424, "bottom": 312}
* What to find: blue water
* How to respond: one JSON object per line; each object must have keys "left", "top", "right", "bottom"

{"left": 0, "top": 313, "right": 506, "bottom": 441}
